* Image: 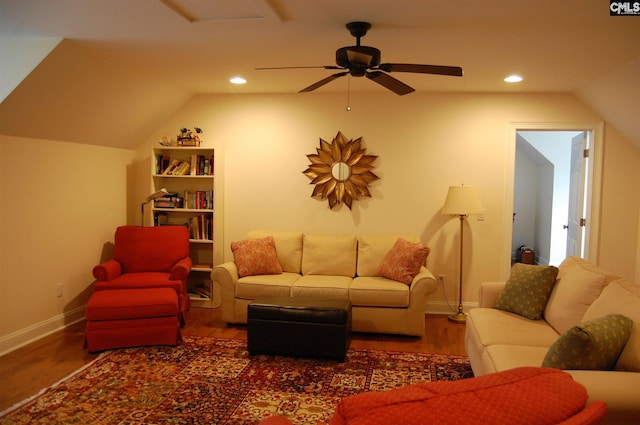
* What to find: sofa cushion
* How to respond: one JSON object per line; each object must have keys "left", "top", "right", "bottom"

{"left": 350, "top": 276, "right": 410, "bottom": 307}
{"left": 290, "top": 275, "right": 351, "bottom": 299}
{"left": 247, "top": 230, "right": 304, "bottom": 274}
{"left": 235, "top": 273, "right": 299, "bottom": 299}
{"left": 93, "top": 272, "right": 182, "bottom": 295}
{"left": 377, "top": 238, "right": 430, "bottom": 285}
{"left": 356, "top": 234, "right": 422, "bottom": 277}
{"left": 544, "top": 257, "right": 607, "bottom": 334}
{"left": 482, "top": 345, "right": 551, "bottom": 373}
{"left": 582, "top": 279, "right": 640, "bottom": 372}
{"left": 467, "top": 308, "right": 560, "bottom": 348}
{"left": 494, "top": 263, "right": 559, "bottom": 320}
{"left": 542, "top": 314, "right": 633, "bottom": 370}
{"left": 301, "top": 234, "right": 357, "bottom": 277}
{"left": 231, "top": 236, "right": 283, "bottom": 277}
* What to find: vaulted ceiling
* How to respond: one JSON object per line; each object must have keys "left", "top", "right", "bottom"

{"left": 1, "top": 0, "right": 639, "bottom": 149}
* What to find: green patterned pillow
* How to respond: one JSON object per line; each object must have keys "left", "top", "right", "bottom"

{"left": 542, "top": 314, "right": 633, "bottom": 370}
{"left": 494, "top": 263, "right": 559, "bottom": 319}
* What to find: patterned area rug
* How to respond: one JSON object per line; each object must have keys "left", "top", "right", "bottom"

{"left": 0, "top": 336, "right": 472, "bottom": 424}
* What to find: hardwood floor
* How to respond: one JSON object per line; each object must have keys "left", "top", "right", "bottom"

{"left": 0, "top": 308, "right": 467, "bottom": 412}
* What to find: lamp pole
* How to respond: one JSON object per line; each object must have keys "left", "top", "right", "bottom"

{"left": 449, "top": 214, "right": 467, "bottom": 323}
{"left": 442, "top": 184, "right": 482, "bottom": 324}
{"left": 141, "top": 188, "right": 168, "bottom": 226}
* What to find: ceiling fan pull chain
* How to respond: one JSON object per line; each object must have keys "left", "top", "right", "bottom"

{"left": 346, "top": 75, "right": 352, "bottom": 111}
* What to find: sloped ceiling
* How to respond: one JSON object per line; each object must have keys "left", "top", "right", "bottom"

{"left": 0, "top": 0, "right": 639, "bottom": 149}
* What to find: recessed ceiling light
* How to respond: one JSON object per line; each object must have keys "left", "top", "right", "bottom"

{"left": 229, "top": 76, "right": 247, "bottom": 85}
{"left": 504, "top": 75, "right": 523, "bottom": 83}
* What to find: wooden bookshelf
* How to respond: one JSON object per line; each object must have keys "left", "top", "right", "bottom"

{"left": 151, "top": 146, "right": 222, "bottom": 308}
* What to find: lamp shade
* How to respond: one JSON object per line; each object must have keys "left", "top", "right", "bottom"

{"left": 442, "top": 185, "right": 483, "bottom": 215}
{"left": 144, "top": 188, "right": 168, "bottom": 203}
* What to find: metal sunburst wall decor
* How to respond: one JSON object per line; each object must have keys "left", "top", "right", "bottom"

{"left": 303, "top": 131, "right": 379, "bottom": 209}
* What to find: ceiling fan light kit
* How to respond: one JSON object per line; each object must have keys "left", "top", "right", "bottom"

{"left": 257, "top": 21, "right": 463, "bottom": 96}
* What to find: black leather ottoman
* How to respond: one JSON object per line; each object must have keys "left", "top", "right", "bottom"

{"left": 247, "top": 296, "right": 352, "bottom": 361}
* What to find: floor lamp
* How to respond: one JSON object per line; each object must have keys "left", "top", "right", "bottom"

{"left": 140, "top": 188, "right": 168, "bottom": 226}
{"left": 442, "top": 185, "right": 483, "bottom": 324}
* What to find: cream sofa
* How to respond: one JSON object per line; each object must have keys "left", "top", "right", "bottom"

{"left": 466, "top": 256, "right": 640, "bottom": 424}
{"left": 212, "top": 231, "right": 437, "bottom": 336}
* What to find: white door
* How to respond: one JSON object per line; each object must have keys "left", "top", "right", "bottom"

{"left": 566, "top": 132, "right": 587, "bottom": 257}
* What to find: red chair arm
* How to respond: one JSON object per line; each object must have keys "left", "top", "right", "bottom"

{"left": 557, "top": 401, "right": 607, "bottom": 425}
{"left": 170, "top": 257, "right": 193, "bottom": 281}
{"left": 92, "top": 259, "right": 122, "bottom": 281}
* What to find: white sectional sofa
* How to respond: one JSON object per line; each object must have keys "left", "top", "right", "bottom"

{"left": 466, "top": 256, "right": 640, "bottom": 424}
{"left": 212, "top": 230, "right": 437, "bottom": 336}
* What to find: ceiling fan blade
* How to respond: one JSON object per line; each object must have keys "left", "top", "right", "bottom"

{"left": 378, "top": 63, "right": 463, "bottom": 77}
{"left": 299, "top": 72, "right": 349, "bottom": 93}
{"left": 365, "top": 71, "right": 415, "bottom": 96}
{"left": 256, "top": 65, "right": 344, "bottom": 71}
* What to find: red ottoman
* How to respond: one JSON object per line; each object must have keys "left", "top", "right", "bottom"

{"left": 84, "top": 288, "right": 182, "bottom": 352}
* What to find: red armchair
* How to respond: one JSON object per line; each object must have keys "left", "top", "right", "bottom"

{"left": 92, "top": 225, "right": 192, "bottom": 324}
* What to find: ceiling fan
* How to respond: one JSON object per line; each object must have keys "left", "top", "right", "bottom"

{"left": 256, "top": 21, "right": 463, "bottom": 96}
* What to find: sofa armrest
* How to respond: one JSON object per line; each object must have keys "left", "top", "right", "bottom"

{"left": 478, "top": 281, "right": 507, "bottom": 308}
{"left": 92, "top": 259, "right": 122, "bottom": 281}
{"left": 568, "top": 370, "right": 640, "bottom": 423}
{"left": 409, "top": 267, "right": 438, "bottom": 296}
{"left": 170, "top": 257, "right": 193, "bottom": 282}
{"left": 212, "top": 262, "right": 241, "bottom": 323}
{"left": 212, "top": 261, "right": 240, "bottom": 296}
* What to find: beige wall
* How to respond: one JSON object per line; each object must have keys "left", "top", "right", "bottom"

{"left": 1, "top": 90, "right": 638, "bottom": 354}
{"left": 134, "top": 91, "right": 640, "bottom": 312}
{"left": 597, "top": 124, "right": 640, "bottom": 277}
{"left": 637, "top": 209, "right": 640, "bottom": 283}
{"left": 0, "top": 136, "right": 134, "bottom": 354}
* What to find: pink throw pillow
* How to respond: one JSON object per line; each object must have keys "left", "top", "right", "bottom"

{"left": 231, "top": 236, "right": 283, "bottom": 277}
{"left": 378, "top": 238, "right": 430, "bottom": 285}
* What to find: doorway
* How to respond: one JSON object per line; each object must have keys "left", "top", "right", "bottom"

{"left": 507, "top": 123, "right": 603, "bottom": 270}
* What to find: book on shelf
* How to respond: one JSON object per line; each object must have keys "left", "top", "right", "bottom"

{"left": 205, "top": 155, "right": 214, "bottom": 175}
{"left": 156, "top": 155, "right": 171, "bottom": 174}
{"left": 157, "top": 154, "right": 214, "bottom": 176}
{"left": 190, "top": 283, "right": 211, "bottom": 299}
{"left": 183, "top": 190, "right": 213, "bottom": 209}
{"left": 190, "top": 154, "right": 198, "bottom": 176}
{"left": 172, "top": 161, "right": 191, "bottom": 175}
{"left": 161, "top": 158, "right": 181, "bottom": 175}
{"left": 154, "top": 212, "right": 169, "bottom": 226}
{"left": 188, "top": 213, "right": 213, "bottom": 240}
{"left": 154, "top": 193, "right": 184, "bottom": 208}
{"left": 192, "top": 263, "right": 213, "bottom": 269}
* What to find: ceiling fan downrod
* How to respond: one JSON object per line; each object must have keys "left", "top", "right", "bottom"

{"left": 346, "top": 21, "right": 371, "bottom": 47}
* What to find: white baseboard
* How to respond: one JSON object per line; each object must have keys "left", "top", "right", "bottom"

{"left": 0, "top": 301, "right": 474, "bottom": 356}
{"left": 0, "top": 306, "right": 86, "bottom": 357}
{"left": 425, "top": 300, "right": 478, "bottom": 315}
